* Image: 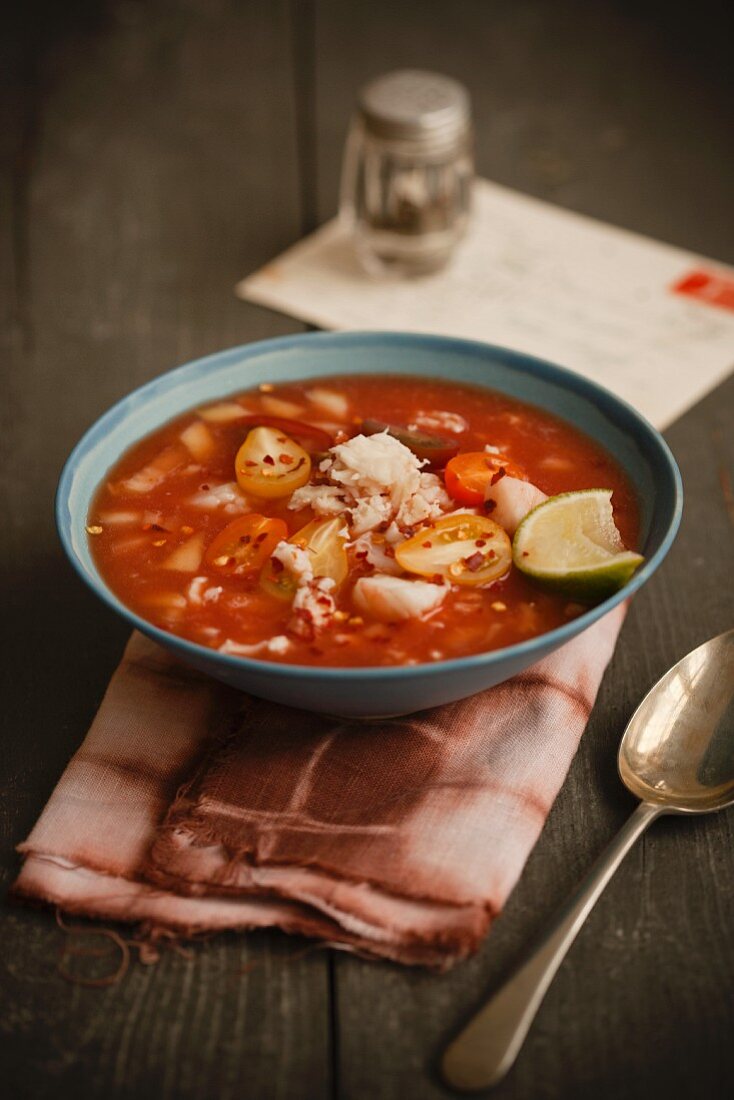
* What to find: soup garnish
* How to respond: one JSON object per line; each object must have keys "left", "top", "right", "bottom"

{"left": 87, "top": 375, "right": 642, "bottom": 667}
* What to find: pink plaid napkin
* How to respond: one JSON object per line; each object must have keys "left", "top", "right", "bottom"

{"left": 14, "top": 607, "right": 623, "bottom": 967}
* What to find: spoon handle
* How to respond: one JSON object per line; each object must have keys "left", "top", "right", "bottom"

{"left": 442, "top": 800, "right": 662, "bottom": 1092}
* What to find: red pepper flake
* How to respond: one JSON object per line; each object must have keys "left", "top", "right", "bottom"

{"left": 317, "top": 596, "right": 332, "bottom": 607}
{"left": 355, "top": 550, "right": 368, "bottom": 560}
{"left": 276, "top": 436, "right": 287, "bottom": 443}
{"left": 384, "top": 546, "right": 395, "bottom": 558}
{"left": 488, "top": 549, "right": 496, "bottom": 558}
{"left": 484, "top": 499, "right": 497, "bottom": 513}
{"left": 238, "top": 534, "right": 252, "bottom": 545}
{"left": 263, "top": 454, "right": 275, "bottom": 466}
{"left": 475, "top": 539, "right": 486, "bottom": 547}
{"left": 271, "top": 557, "right": 284, "bottom": 574}
{"left": 463, "top": 551, "right": 485, "bottom": 572}
{"left": 200, "top": 484, "right": 210, "bottom": 491}
{"left": 431, "top": 574, "right": 443, "bottom": 584}
{"left": 255, "top": 532, "right": 268, "bottom": 543}
{"left": 279, "top": 453, "right": 294, "bottom": 465}
{"left": 490, "top": 467, "right": 507, "bottom": 486}
{"left": 522, "top": 551, "right": 529, "bottom": 558}
{"left": 422, "top": 540, "right": 433, "bottom": 549}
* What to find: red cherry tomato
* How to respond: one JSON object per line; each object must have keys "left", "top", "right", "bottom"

{"left": 444, "top": 451, "right": 526, "bottom": 506}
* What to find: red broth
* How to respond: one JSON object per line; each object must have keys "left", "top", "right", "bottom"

{"left": 88, "top": 375, "right": 639, "bottom": 666}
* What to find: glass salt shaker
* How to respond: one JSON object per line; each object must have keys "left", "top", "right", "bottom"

{"left": 340, "top": 69, "right": 474, "bottom": 277}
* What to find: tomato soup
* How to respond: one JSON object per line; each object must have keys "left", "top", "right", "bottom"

{"left": 88, "top": 375, "right": 640, "bottom": 667}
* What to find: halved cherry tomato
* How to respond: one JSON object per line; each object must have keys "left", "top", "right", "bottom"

{"left": 238, "top": 415, "right": 333, "bottom": 452}
{"left": 204, "top": 514, "right": 288, "bottom": 575}
{"left": 260, "top": 516, "right": 348, "bottom": 600}
{"left": 361, "top": 419, "right": 459, "bottom": 469}
{"left": 235, "top": 426, "right": 311, "bottom": 499}
{"left": 444, "top": 451, "right": 526, "bottom": 506}
{"left": 395, "top": 513, "right": 512, "bottom": 587}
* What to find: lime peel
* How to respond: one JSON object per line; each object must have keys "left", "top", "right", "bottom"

{"left": 512, "top": 489, "right": 644, "bottom": 601}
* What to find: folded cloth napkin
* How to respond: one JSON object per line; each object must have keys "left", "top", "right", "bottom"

{"left": 14, "top": 606, "right": 623, "bottom": 968}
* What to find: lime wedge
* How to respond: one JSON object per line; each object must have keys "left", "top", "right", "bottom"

{"left": 512, "top": 489, "right": 644, "bottom": 601}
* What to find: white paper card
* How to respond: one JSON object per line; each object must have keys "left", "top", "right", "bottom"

{"left": 237, "top": 179, "right": 734, "bottom": 429}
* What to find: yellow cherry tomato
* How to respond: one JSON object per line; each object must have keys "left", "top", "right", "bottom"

{"left": 395, "top": 513, "right": 512, "bottom": 587}
{"left": 260, "top": 516, "right": 349, "bottom": 600}
{"left": 235, "top": 426, "right": 311, "bottom": 500}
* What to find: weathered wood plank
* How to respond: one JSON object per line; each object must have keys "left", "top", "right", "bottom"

{"left": 0, "top": 3, "right": 329, "bottom": 1098}
{"left": 310, "top": 2, "right": 734, "bottom": 1096}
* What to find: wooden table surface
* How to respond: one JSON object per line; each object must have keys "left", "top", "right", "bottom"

{"left": 2, "top": 2, "right": 733, "bottom": 1098}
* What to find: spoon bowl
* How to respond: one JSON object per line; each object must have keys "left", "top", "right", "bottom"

{"left": 619, "top": 630, "right": 734, "bottom": 814}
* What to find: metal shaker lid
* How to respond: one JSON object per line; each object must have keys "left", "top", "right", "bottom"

{"left": 358, "top": 69, "right": 471, "bottom": 150}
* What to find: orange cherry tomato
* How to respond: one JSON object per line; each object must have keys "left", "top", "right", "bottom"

{"left": 204, "top": 514, "right": 288, "bottom": 575}
{"left": 444, "top": 451, "right": 526, "bottom": 506}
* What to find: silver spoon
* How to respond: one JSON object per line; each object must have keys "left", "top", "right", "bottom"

{"left": 442, "top": 629, "right": 734, "bottom": 1092}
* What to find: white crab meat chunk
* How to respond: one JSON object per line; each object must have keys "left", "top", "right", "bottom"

{"left": 219, "top": 635, "right": 292, "bottom": 657}
{"left": 271, "top": 540, "right": 314, "bottom": 584}
{"left": 351, "top": 533, "right": 403, "bottom": 576}
{"left": 409, "top": 409, "right": 468, "bottom": 434}
{"left": 290, "top": 432, "right": 450, "bottom": 535}
{"left": 188, "top": 481, "right": 249, "bottom": 514}
{"left": 484, "top": 476, "right": 548, "bottom": 536}
{"left": 352, "top": 574, "right": 447, "bottom": 623}
{"left": 290, "top": 577, "right": 337, "bottom": 638}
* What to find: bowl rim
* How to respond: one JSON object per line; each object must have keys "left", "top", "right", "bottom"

{"left": 56, "top": 329, "right": 683, "bottom": 681}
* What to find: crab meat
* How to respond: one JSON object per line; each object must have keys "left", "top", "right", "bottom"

{"left": 484, "top": 476, "right": 548, "bottom": 536}
{"left": 188, "top": 481, "right": 250, "bottom": 513}
{"left": 352, "top": 574, "right": 447, "bottom": 623}
{"left": 350, "top": 533, "right": 404, "bottom": 576}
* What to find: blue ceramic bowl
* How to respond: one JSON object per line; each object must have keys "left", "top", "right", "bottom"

{"left": 57, "top": 332, "right": 682, "bottom": 717}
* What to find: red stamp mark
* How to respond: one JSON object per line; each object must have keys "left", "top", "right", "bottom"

{"left": 672, "top": 268, "right": 734, "bottom": 313}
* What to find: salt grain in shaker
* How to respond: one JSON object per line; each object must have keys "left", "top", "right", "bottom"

{"left": 340, "top": 70, "right": 474, "bottom": 277}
